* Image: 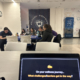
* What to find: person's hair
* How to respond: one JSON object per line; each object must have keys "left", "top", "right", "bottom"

{"left": 21, "top": 29, "right": 25, "bottom": 34}
{"left": 22, "top": 29, "right": 25, "bottom": 33}
{"left": 4, "top": 27, "right": 9, "bottom": 31}
{"left": 31, "top": 28, "right": 34, "bottom": 32}
{"left": 43, "top": 24, "right": 52, "bottom": 31}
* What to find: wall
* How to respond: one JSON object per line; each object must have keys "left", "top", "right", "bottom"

{"left": 0, "top": 2, "right": 4, "bottom": 31}
{"left": 64, "top": 8, "right": 80, "bottom": 37}
{"left": 20, "top": 4, "right": 29, "bottom": 33}
{"left": 50, "top": 8, "right": 64, "bottom": 37}
{"left": 3, "top": 3, "right": 21, "bottom": 35}
{"left": 20, "top": 7, "right": 64, "bottom": 37}
{"left": 50, "top": 8, "right": 80, "bottom": 37}
{"left": 1, "top": 3, "right": 79, "bottom": 37}
{"left": 20, "top": 7, "right": 80, "bottom": 37}
{"left": 0, "top": 2, "right": 21, "bottom": 35}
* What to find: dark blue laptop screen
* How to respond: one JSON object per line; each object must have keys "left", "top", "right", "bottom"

{"left": 20, "top": 58, "right": 79, "bottom": 80}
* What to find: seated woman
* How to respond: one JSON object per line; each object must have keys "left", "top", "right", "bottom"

{"left": 39, "top": 24, "right": 53, "bottom": 42}
{"left": 21, "top": 29, "right": 26, "bottom": 35}
{"left": 29, "top": 28, "right": 36, "bottom": 35}
{"left": 30, "top": 24, "right": 53, "bottom": 50}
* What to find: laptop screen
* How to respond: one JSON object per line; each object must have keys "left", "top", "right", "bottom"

{"left": 19, "top": 54, "right": 79, "bottom": 80}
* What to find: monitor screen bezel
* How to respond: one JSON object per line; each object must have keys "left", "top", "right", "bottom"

{"left": 19, "top": 53, "right": 79, "bottom": 80}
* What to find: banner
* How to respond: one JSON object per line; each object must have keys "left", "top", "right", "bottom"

{"left": 29, "top": 9, "right": 50, "bottom": 31}
{"left": 64, "top": 17, "right": 74, "bottom": 38}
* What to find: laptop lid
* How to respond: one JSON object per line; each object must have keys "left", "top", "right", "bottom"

{"left": 19, "top": 54, "right": 79, "bottom": 80}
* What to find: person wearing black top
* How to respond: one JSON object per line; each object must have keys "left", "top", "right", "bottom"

{"left": 0, "top": 27, "right": 12, "bottom": 51}
{"left": 31, "top": 24, "right": 53, "bottom": 50}
{"left": 39, "top": 24, "right": 53, "bottom": 42}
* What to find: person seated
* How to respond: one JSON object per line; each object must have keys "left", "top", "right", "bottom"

{"left": 21, "top": 29, "right": 26, "bottom": 35}
{"left": 30, "top": 24, "right": 53, "bottom": 50}
{"left": 37, "top": 27, "right": 44, "bottom": 37}
{"left": 0, "top": 27, "right": 12, "bottom": 51}
{"left": 52, "top": 30, "right": 57, "bottom": 36}
{"left": 39, "top": 24, "right": 53, "bottom": 42}
{"left": 29, "top": 28, "right": 36, "bottom": 35}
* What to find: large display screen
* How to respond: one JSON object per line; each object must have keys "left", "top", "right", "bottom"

{"left": 20, "top": 58, "right": 79, "bottom": 80}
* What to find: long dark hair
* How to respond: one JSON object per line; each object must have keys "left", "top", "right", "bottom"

{"left": 43, "top": 24, "right": 52, "bottom": 31}
{"left": 4, "top": 27, "right": 11, "bottom": 32}
{"left": 4, "top": 27, "right": 9, "bottom": 31}
{"left": 31, "top": 28, "right": 35, "bottom": 32}
{"left": 21, "top": 29, "right": 25, "bottom": 34}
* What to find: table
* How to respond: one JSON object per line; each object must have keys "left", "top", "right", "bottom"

{"left": 18, "top": 35, "right": 42, "bottom": 41}
{"left": 0, "top": 51, "right": 72, "bottom": 80}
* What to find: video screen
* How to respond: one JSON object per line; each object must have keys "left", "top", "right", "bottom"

{"left": 20, "top": 58, "right": 79, "bottom": 80}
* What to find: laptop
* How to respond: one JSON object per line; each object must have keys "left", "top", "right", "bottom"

{"left": 19, "top": 54, "right": 79, "bottom": 80}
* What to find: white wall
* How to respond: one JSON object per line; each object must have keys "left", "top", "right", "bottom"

{"left": 0, "top": 2, "right": 4, "bottom": 31}
{"left": 20, "top": 4, "right": 29, "bottom": 33}
{"left": 50, "top": 8, "right": 64, "bottom": 37}
{"left": 3, "top": 3, "right": 21, "bottom": 35}
{"left": 50, "top": 8, "right": 56, "bottom": 30}
{"left": 0, "top": 2, "right": 21, "bottom": 35}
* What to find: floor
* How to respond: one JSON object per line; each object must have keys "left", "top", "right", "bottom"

{"left": 61, "top": 38, "right": 80, "bottom": 54}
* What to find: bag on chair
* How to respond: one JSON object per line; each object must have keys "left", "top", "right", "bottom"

{"left": 53, "top": 34, "right": 61, "bottom": 47}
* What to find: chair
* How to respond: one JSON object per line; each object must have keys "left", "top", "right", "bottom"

{"left": 5, "top": 42, "right": 27, "bottom": 51}
{"left": 36, "top": 42, "right": 60, "bottom": 51}
{"left": 20, "top": 35, "right": 31, "bottom": 44}
{"left": 6, "top": 36, "right": 18, "bottom": 42}
{"left": 53, "top": 34, "right": 62, "bottom": 47}
{"left": 51, "top": 36, "right": 56, "bottom": 42}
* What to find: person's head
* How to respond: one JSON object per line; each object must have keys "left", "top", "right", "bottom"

{"left": 39, "top": 27, "right": 43, "bottom": 31}
{"left": 22, "top": 29, "right": 25, "bottom": 33}
{"left": 4, "top": 27, "right": 9, "bottom": 33}
{"left": 43, "top": 24, "right": 52, "bottom": 31}
{"left": 31, "top": 28, "right": 34, "bottom": 32}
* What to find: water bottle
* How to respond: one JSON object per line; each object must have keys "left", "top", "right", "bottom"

{"left": 36, "top": 31, "right": 39, "bottom": 36}
{"left": 16, "top": 33, "right": 19, "bottom": 37}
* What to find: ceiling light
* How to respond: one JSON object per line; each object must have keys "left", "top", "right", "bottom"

{"left": 12, "top": 0, "right": 15, "bottom": 3}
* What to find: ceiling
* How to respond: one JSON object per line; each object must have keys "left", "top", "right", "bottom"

{"left": 0, "top": 0, "right": 80, "bottom": 9}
